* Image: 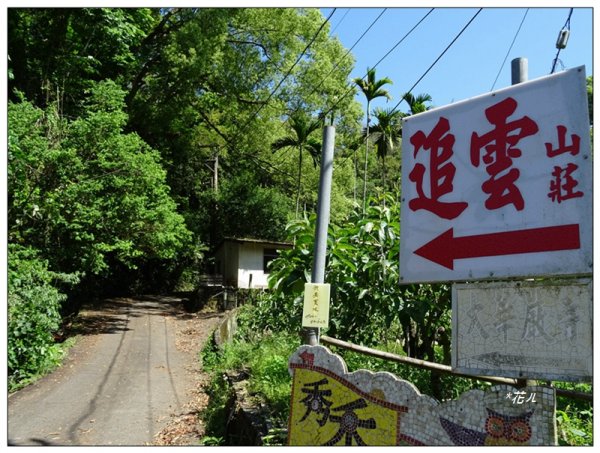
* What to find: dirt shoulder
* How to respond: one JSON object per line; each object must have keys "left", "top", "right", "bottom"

{"left": 151, "top": 299, "right": 225, "bottom": 445}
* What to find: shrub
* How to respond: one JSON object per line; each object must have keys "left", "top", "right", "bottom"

{"left": 7, "top": 245, "right": 79, "bottom": 389}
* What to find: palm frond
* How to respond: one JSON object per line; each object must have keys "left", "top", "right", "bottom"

{"left": 271, "top": 136, "right": 299, "bottom": 152}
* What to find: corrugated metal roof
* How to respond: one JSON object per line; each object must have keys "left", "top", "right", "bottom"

{"left": 216, "top": 236, "right": 293, "bottom": 250}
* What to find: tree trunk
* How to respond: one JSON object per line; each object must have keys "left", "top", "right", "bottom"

{"left": 382, "top": 154, "right": 387, "bottom": 208}
{"left": 362, "top": 99, "right": 371, "bottom": 213}
{"left": 295, "top": 146, "right": 303, "bottom": 218}
{"left": 353, "top": 146, "right": 357, "bottom": 203}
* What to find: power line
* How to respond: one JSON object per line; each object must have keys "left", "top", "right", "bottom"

{"left": 550, "top": 8, "right": 573, "bottom": 74}
{"left": 288, "top": 8, "right": 387, "bottom": 118}
{"left": 389, "top": 8, "right": 483, "bottom": 115}
{"left": 370, "top": 8, "right": 435, "bottom": 71}
{"left": 330, "top": 8, "right": 350, "bottom": 36}
{"left": 332, "top": 8, "right": 387, "bottom": 68}
{"left": 319, "top": 8, "right": 435, "bottom": 122}
{"left": 237, "top": 8, "right": 337, "bottom": 136}
{"left": 214, "top": 9, "right": 337, "bottom": 183}
{"left": 490, "top": 9, "right": 529, "bottom": 91}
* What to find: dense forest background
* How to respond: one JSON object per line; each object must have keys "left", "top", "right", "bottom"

{"left": 7, "top": 7, "right": 413, "bottom": 384}
{"left": 8, "top": 8, "right": 365, "bottom": 297}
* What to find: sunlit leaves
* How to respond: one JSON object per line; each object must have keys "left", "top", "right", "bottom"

{"left": 8, "top": 80, "right": 191, "bottom": 276}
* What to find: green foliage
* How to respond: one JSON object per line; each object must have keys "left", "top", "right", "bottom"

{"left": 265, "top": 193, "right": 450, "bottom": 358}
{"left": 354, "top": 67, "right": 394, "bottom": 208}
{"left": 244, "top": 335, "right": 299, "bottom": 418}
{"left": 199, "top": 372, "right": 232, "bottom": 441}
{"left": 125, "top": 7, "right": 362, "bottom": 248}
{"left": 353, "top": 67, "right": 393, "bottom": 105}
{"left": 200, "top": 436, "right": 225, "bottom": 446}
{"left": 272, "top": 111, "right": 323, "bottom": 218}
{"left": 8, "top": 81, "right": 191, "bottom": 278}
{"left": 401, "top": 92, "right": 433, "bottom": 115}
{"left": 556, "top": 405, "right": 593, "bottom": 446}
{"left": 215, "top": 171, "right": 292, "bottom": 242}
{"left": 554, "top": 382, "right": 593, "bottom": 446}
{"left": 8, "top": 8, "right": 158, "bottom": 114}
{"left": 8, "top": 7, "right": 363, "bottom": 290}
{"left": 7, "top": 245, "right": 79, "bottom": 389}
{"left": 200, "top": 316, "right": 299, "bottom": 443}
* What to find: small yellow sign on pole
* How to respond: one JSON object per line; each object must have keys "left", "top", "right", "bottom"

{"left": 302, "top": 283, "right": 330, "bottom": 328}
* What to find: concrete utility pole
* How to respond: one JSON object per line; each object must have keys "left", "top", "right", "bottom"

{"left": 511, "top": 57, "right": 528, "bottom": 85}
{"left": 511, "top": 58, "right": 537, "bottom": 389}
{"left": 303, "top": 125, "right": 335, "bottom": 346}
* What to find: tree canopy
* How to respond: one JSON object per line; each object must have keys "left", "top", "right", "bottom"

{"left": 7, "top": 7, "right": 397, "bottom": 387}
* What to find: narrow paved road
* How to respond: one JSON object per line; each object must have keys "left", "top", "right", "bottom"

{"left": 8, "top": 295, "right": 223, "bottom": 446}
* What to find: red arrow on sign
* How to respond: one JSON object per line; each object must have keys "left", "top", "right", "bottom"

{"left": 414, "top": 224, "right": 581, "bottom": 270}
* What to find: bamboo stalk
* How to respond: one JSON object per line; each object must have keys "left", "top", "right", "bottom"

{"left": 320, "top": 335, "right": 592, "bottom": 402}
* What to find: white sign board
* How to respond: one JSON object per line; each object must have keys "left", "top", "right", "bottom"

{"left": 400, "top": 67, "right": 592, "bottom": 283}
{"left": 452, "top": 279, "right": 592, "bottom": 381}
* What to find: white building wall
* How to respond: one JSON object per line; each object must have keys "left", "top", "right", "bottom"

{"left": 237, "top": 242, "right": 269, "bottom": 288}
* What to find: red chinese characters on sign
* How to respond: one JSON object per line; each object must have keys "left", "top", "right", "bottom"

{"left": 408, "top": 117, "right": 468, "bottom": 220}
{"left": 548, "top": 164, "right": 584, "bottom": 203}
{"left": 407, "top": 97, "right": 587, "bottom": 222}
{"left": 545, "top": 125, "right": 581, "bottom": 157}
{"left": 545, "top": 125, "right": 584, "bottom": 203}
{"left": 470, "top": 97, "right": 539, "bottom": 211}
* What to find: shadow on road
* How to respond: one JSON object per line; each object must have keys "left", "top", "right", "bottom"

{"left": 8, "top": 438, "right": 61, "bottom": 446}
{"left": 66, "top": 294, "right": 211, "bottom": 337}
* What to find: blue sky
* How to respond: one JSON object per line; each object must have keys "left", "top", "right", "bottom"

{"left": 320, "top": 7, "right": 593, "bottom": 115}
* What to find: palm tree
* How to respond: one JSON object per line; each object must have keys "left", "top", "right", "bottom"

{"left": 369, "top": 107, "right": 404, "bottom": 198}
{"left": 402, "top": 92, "right": 433, "bottom": 115}
{"left": 272, "top": 111, "right": 322, "bottom": 218}
{"left": 339, "top": 137, "right": 362, "bottom": 205}
{"left": 353, "top": 67, "right": 392, "bottom": 213}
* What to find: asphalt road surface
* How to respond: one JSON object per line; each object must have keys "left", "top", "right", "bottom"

{"left": 8, "top": 295, "right": 222, "bottom": 446}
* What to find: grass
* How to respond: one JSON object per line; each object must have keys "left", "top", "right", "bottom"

{"left": 200, "top": 312, "right": 592, "bottom": 446}
{"left": 200, "top": 330, "right": 300, "bottom": 444}
{"left": 554, "top": 381, "right": 593, "bottom": 446}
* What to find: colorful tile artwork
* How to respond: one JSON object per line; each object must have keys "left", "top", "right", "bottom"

{"left": 287, "top": 345, "right": 557, "bottom": 446}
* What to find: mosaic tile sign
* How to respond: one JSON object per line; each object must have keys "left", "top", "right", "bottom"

{"left": 452, "top": 279, "right": 592, "bottom": 381}
{"left": 288, "top": 345, "right": 556, "bottom": 446}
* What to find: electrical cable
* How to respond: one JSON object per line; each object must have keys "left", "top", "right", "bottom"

{"left": 490, "top": 9, "right": 529, "bottom": 91}
{"left": 285, "top": 8, "right": 387, "bottom": 121}
{"left": 389, "top": 8, "right": 482, "bottom": 116}
{"left": 550, "top": 8, "right": 573, "bottom": 74}
{"left": 319, "top": 8, "right": 435, "bottom": 123}
{"left": 213, "top": 8, "right": 337, "bottom": 184}
{"left": 237, "top": 8, "right": 337, "bottom": 136}
{"left": 370, "top": 8, "right": 435, "bottom": 71}
{"left": 329, "top": 8, "right": 350, "bottom": 36}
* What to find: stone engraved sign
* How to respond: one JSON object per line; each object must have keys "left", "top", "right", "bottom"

{"left": 288, "top": 345, "right": 556, "bottom": 446}
{"left": 452, "top": 279, "right": 592, "bottom": 381}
